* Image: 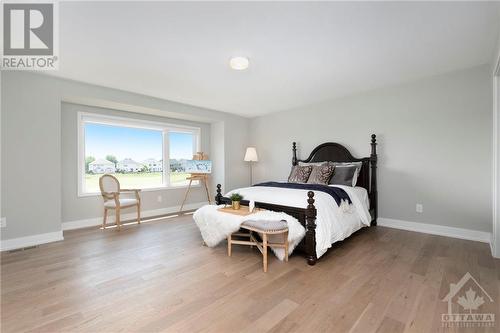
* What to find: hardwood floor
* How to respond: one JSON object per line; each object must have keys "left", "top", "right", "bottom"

{"left": 1, "top": 215, "right": 499, "bottom": 333}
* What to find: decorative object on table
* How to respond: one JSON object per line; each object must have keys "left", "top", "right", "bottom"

{"left": 217, "top": 205, "right": 262, "bottom": 216}
{"left": 99, "top": 174, "right": 141, "bottom": 230}
{"left": 244, "top": 147, "right": 258, "bottom": 185}
{"left": 228, "top": 219, "right": 289, "bottom": 272}
{"left": 249, "top": 200, "right": 255, "bottom": 213}
{"left": 229, "top": 193, "right": 243, "bottom": 210}
{"left": 179, "top": 152, "right": 212, "bottom": 213}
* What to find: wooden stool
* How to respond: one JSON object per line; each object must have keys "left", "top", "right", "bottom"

{"left": 227, "top": 220, "right": 289, "bottom": 272}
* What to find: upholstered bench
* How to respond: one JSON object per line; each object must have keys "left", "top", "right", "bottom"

{"left": 227, "top": 219, "right": 289, "bottom": 272}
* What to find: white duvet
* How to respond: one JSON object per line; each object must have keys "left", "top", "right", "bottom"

{"left": 226, "top": 184, "right": 371, "bottom": 258}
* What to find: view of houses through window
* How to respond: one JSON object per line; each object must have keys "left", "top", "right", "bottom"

{"left": 81, "top": 115, "right": 199, "bottom": 194}
{"left": 169, "top": 131, "right": 195, "bottom": 186}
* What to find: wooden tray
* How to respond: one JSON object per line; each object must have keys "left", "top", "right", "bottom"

{"left": 217, "top": 206, "right": 263, "bottom": 216}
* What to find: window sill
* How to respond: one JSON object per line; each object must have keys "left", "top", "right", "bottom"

{"left": 78, "top": 184, "right": 202, "bottom": 198}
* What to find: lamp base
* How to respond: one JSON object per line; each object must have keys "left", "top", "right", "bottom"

{"left": 249, "top": 162, "right": 253, "bottom": 186}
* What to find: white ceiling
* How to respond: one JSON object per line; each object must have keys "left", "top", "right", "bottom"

{"left": 51, "top": 1, "right": 500, "bottom": 117}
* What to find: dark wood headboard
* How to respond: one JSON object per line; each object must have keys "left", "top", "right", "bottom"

{"left": 292, "top": 134, "right": 378, "bottom": 220}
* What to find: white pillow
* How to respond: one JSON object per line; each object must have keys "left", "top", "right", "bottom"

{"left": 298, "top": 161, "right": 327, "bottom": 167}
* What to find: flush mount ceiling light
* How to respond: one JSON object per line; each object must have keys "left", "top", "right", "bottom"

{"left": 229, "top": 56, "right": 249, "bottom": 70}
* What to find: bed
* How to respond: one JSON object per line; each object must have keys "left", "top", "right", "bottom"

{"left": 215, "top": 134, "right": 378, "bottom": 265}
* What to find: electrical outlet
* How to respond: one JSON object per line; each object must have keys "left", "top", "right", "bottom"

{"left": 416, "top": 204, "right": 423, "bottom": 214}
{"left": 1, "top": 217, "right": 6, "bottom": 228}
{"left": 157, "top": 195, "right": 163, "bottom": 203}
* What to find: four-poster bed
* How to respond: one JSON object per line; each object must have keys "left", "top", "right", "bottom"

{"left": 215, "top": 134, "right": 378, "bottom": 265}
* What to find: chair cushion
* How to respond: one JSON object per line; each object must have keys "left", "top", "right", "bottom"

{"left": 104, "top": 198, "right": 138, "bottom": 208}
{"left": 241, "top": 219, "right": 288, "bottom": 232}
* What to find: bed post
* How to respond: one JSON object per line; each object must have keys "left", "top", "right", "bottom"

{"left": 292, "top": 142, "right": 298, "bottom": 166}
{"left": 215, "top": 184, "right": 223, "bottom": 205}
{"left": 305, "top": 191, "right": 317, "bottom": 265}
{"left": 370, "top": 134, "right": 378, "bottom": 225}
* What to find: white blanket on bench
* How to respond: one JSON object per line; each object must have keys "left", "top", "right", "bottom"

{"left": 193, "top": 205, "right": 306, "bottom": 261}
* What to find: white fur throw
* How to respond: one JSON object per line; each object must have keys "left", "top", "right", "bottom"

{"left": 193, "top": 205, "right": 306, "bottom": 261}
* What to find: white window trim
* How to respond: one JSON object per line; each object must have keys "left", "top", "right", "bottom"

{"left": 77, "top": 112, "right": 201, "bottom": 197}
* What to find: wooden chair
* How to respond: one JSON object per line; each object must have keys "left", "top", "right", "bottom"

{"left": 227, "top": 220, "right": 289, "bottom": 272}
{"left": 99, "top": 174, "right": 141, "bottom": 230}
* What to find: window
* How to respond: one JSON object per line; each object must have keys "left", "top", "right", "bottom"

{"left": 169, "top": 131, "right": 196, "bottom": 186}
{"left": 78, "top": 113, "right": 200, "bottom": 195}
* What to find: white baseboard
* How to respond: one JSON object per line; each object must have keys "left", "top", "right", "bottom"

{"left": 378, "top": 218, "right": 492, "bottom": 243}
{"left": 0, "top": 214, "right": 490, "bottom": 252}
{"left": 62, "top": 202, "right": 206, "bottom": 231}
{"left": 0, "top": 230, "right": 64, "bottom": 252}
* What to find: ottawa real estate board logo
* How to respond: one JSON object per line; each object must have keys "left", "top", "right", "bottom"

{"left": 442, "top": 272, "right": 495, "bottom": 328}
{"left": 2, "top": 1, "right": 58, "bottom": 70}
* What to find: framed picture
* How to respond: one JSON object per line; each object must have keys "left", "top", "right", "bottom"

{"left": 185, "top": 160, "right": 212, "bottom": 174}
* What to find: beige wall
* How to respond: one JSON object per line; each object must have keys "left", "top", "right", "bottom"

{"left": 1, "top": 72, "right": 249, "bottom": 240}
{"left": 1, "top": 65, "right": 495, "bottom": 242}
{"left": 250, "top": 65, "right": 493, "bottom": 232}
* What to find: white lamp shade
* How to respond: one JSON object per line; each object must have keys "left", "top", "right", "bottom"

{"left": 244, "top": 147, "right": 258, "bottom": 162}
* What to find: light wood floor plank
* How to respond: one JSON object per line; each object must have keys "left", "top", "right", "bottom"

{"left": 1, "top": 215, "right": 499, "bottom": 332}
